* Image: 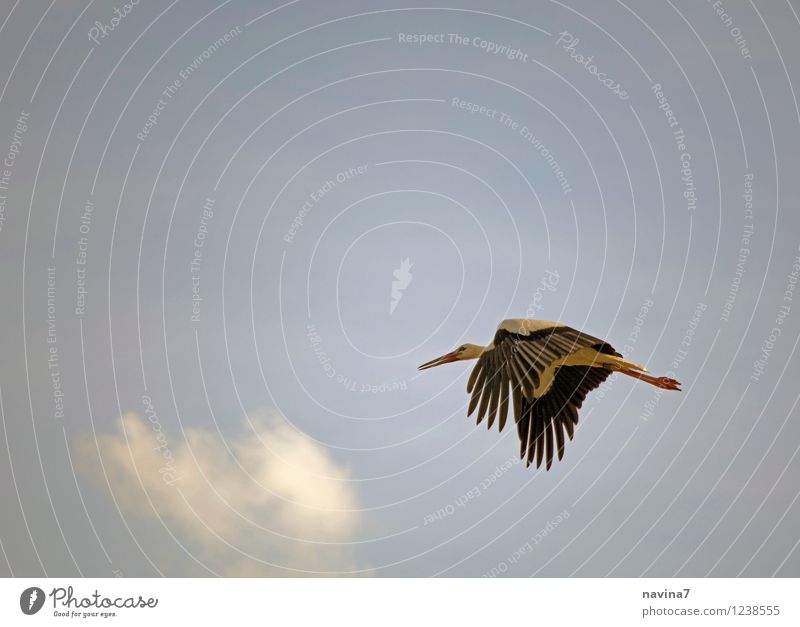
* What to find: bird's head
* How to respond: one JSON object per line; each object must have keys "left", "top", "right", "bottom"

{"left": 418, "top": 343, "right": 484, "bottom": 370}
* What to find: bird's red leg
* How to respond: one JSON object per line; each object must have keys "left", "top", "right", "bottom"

{"left": 609, "top": 366, "right": 681, "bottom": 391}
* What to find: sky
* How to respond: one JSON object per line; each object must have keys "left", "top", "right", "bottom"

{"left": 1, "top": 0, "right": 799, "bottom": 577}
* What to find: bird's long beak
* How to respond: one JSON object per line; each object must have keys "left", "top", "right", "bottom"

{"left": 418, "top": 350, "right": 460, "bottom": 370}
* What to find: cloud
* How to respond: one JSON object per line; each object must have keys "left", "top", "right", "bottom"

{"left": 75, "top": 410, "right": 364, "bottom": 576}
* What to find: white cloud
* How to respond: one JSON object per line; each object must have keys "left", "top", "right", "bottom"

{"left": 75, "top": 410, "right": 364, "bottom": 576}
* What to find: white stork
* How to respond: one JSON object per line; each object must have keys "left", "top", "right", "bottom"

{"left": 418, "top": 319, "right": 681, "bottom": 470}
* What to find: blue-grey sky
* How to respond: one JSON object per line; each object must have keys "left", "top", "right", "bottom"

{"left": 1, "top": 0, "right": 799, "bottom": 577}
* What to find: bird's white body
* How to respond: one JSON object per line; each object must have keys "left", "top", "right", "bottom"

{"left": 532, "top": 345, "right": 646, "bottom": 397}
{"left": 497, "top": 318, "right": 565, "bottom": 335}
{"left": 485, "top": 319, "right": 564, "bottom": 350}
{"left": 492, "top": 319, "right": 645, "bottom": 396}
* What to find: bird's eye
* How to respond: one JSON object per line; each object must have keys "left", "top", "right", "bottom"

{"left": 459, "top": 345, "right": 466, "bottom": 351}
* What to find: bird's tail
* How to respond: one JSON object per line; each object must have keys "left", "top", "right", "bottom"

{"left": 596, "top": 353, "right": 648, "bottom": 373}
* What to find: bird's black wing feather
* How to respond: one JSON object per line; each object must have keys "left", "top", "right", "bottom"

{"left": 515, "top": 365, "right": 612, "bottom": 469}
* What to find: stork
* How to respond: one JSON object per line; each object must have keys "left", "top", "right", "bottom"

{"left": 418, "top": 319, "right": 680, "bottom": 470}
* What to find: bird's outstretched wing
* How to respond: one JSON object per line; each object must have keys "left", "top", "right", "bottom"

{"left": 466, "top": 322, "right": 617, "bottom": 469}
{"left": 516, "top": 365, "right": 611, "bottom": 469}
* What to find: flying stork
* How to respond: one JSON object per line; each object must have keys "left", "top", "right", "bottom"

{"left": 418, "top": 319, "right": 681, "bottom": 470}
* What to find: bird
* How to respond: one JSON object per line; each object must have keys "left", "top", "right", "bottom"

{"left": 418, "top": 319, "right": 681, "bottom": 470}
